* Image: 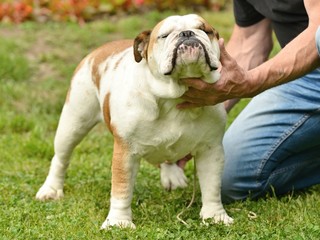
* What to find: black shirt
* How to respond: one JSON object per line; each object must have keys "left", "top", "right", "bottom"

{"left": 233, "top": 0, "right": 309, "bottom": 48}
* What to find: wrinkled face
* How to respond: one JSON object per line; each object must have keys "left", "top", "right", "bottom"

{"left": 134, "top": 14, "right": 220, "bottom": 80}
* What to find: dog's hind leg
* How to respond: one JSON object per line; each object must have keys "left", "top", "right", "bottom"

{"left": 160, "top": 163, "right": 188, "bottom": 191}
{"left": 36, "top": 68, "right": 101, "bottom": 201}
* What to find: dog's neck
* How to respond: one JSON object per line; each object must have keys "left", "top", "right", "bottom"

{"left": 139, "top": 65, "right": 188, "bottom": 99}
{"left": 149, "top": 77, "right": 187, "bottom": 99}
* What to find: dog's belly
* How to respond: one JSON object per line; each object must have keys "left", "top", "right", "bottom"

{"left": 138, "top": 131, "right": 206, "bottom": 164}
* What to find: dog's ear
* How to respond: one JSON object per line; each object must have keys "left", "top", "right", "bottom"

{"left": 133, "top": 30, "right": 151, "bottom": 63}
{"left": 213, "top": 27, "right": 219, "bottom": 39}
{"left": 200, "top": 20, "right": 219, "bottom": 40}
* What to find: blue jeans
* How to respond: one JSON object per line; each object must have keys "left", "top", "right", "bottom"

{"left": 221, "top": 28, "right": 320, "bottom": 203}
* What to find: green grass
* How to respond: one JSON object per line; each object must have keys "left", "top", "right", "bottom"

{"left": 1, "top": 10, "right": 320, "bottom": 239}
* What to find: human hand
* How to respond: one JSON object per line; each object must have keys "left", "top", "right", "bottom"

{"left": 177, "top": 38, "right": 258, "bottom": 108}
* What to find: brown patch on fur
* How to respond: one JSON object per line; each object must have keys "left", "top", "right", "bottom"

{"left": 113, "top": 54, "right": 126, "bottom": 71}
{"left": 104, "top": 62, "right": 109, "bottom": 73}
{"left": 89, "top": 40, "right": 133, "bottom": 90}
{"left": 103, "top": 93, "right": 112, "bottom": 133}
{"left": 103, "top": 95, "right": 131, "bottom": 199}
{"left": 111, "top": 136, "right": 131, "bottom": 198}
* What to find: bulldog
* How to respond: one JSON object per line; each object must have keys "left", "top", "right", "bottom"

{"left": 36, "top": 14, "right": 233, "bottom": 228}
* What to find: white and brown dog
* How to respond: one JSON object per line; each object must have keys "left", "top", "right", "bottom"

{"left": 36, "top": 14, "right": 233, "bottom": 228}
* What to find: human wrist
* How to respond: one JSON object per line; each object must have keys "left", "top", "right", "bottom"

{"left": 245, "top": 68, "right": 266, "bottom": 97}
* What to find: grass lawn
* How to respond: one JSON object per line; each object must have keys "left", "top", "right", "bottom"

{"left": 1, "top": 9, "right": 319, "bottom": 239}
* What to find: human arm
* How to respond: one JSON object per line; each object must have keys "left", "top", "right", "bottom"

{"left": 223, "top": 18, "right": 273, "bottom": 111}
{"left": 247, "top": 0, "right": 320, "bottom": 93}
{"left": 178, "top": 0, "right": 320, "bottom": 108}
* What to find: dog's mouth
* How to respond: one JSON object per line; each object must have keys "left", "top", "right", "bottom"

{"left": 164, "top": 37, "right": 218, "bottom": 76}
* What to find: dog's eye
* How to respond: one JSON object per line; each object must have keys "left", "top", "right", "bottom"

{"left": 158, "top": 34, "right": 169, "bottom": 39}
{"left": 202, "top": 29, "right": 214, "bottom": 35}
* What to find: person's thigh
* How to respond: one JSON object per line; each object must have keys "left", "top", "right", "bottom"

{"left": 222, "top": 69, "right": 320, "bottom": 203}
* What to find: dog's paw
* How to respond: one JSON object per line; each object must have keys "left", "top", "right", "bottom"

{"left": 210, "top": 213, "right": 234, "bottom": 225}
{"left": 36, "top": 185, "right": 64, "bottom": 201}
{"left": 101, "top": 218, "right": 136, "bottom": 230}
{"left": 201, "top": 210, "right": 233, "bottom": 226}
{"left": 160, "top": 163, "right": 188, "bottom": 191}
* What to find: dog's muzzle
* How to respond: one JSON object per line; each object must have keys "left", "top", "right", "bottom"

{"left": 164, "top": 30, "right": 217, "bottom": 75}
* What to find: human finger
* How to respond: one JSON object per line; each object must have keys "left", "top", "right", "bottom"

{"left": 180, "top": 78, "right": 213, "bottom": 91}
{"left": 180, "top": 94, "right": 206, "bottom": 104}
{"left": 176, "top": 101, "right": 206, "bottom": 109}
{"left": 182, "top": 87, "right": 214, "bottom": 98}
{"left": 218, "top": 38, "right": 233, "bottom": 66}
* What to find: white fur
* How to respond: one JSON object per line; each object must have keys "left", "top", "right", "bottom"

{"left": 36, "top": 14, "right": 233, "bottom": 228}
{"left": 160, "top": 163, "right": 188, "bottom": 190}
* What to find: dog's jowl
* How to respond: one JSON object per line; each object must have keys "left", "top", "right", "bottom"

{"left": 36, "top": 14, "right": 233, "bottom": 229}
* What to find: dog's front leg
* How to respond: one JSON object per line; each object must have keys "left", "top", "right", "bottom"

{"left": 101, "top": 138, "right": 140, "bottom": 229}
{"left": 196, "top": 145, "right": 233, "bottom": 225}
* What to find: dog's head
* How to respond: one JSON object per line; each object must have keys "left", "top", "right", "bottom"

{"left": 134, "top": 14, "right": 220, "bottom": 82}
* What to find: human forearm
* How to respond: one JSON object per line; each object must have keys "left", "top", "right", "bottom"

{"left": 249, "top": 25, "right": 320, "bottom": 96}
{"left": 223, "top": 19, "right": 273, "bottom": 111}
{"left": 226, "top": 19, "right": 273, "bottom": 71}
{"left": 248, "top": 0, "right": 320, "bottom": 95}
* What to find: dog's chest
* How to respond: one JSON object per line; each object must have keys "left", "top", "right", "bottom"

{"left": 115, "top": 98, "right": 225, "bottom": 164}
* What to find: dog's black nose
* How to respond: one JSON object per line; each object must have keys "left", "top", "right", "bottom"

{"left": 179, "top": 30, "right": 195, "bottom": 38}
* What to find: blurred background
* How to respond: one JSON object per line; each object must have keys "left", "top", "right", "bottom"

{"left": 0, "top": 0, "right": 230, "bottom": 24}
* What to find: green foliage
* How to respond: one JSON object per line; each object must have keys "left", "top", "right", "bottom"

{"left": 0, "top": 39, "right": 30, "bottom": 82}
{"left": 0, "top": 10, "right": 319, "bottom": 240}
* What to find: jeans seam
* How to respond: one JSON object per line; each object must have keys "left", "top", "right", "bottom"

{"left": 269, "top": 144, "right": 320, "bottom": 178}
